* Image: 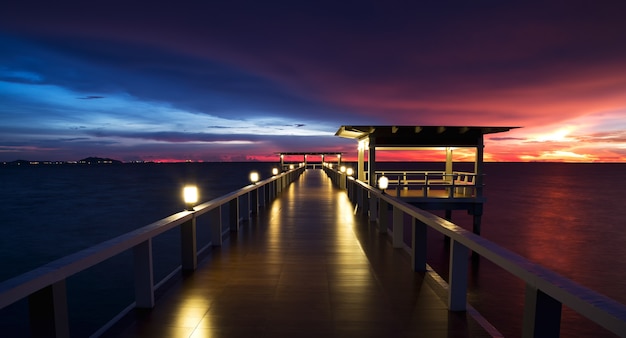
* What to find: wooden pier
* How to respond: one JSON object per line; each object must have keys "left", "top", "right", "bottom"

{"left": 101, "top": 169, "right": 493, "bottom": 337}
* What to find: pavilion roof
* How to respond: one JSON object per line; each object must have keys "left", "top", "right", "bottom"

{"left": 335, "top": 125, "right": 519, "bottom": 147}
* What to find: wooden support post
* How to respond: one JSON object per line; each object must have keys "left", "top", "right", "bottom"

{"left": 412, "top": 218, "right": 427, "bottom": 271}
{"left": 180, "top": 216, "right": 197, "bottom": 271}
{"left": 359, "top": 188, "right": 369, "bottom": 216}
{"left": 133, "top": 239, "right": 154, "bottom": 308}
{"left": 448, "top": 239, "right": 469, "bottom": 311}
{"left": 472, "top": 214, "right": 482, "bottom": 235}
{"left": 28, "top": 280, "right": 70, "bottom": 338}
{"left": 250, "top": 189, "right": 259, "bottom": 216}
{"left": 392, "top": 205, "right": 403, "bottom": 248}
{"left": 229, "top": 198, "right": 239, "bottom": 232}
{"left": 378, "top": 199, "right": 389, "bottom": 233}
{"left": 369, "top": 195, "right": 378, "bottom": 223}
{"left": 523, "top": 285, "right": 562, "bottom": 338}
{"left": 240, "top": 195, "right": 249, "bottom": 222}
{"left": 210, "top": 207, "right": 223, "bottom": 246}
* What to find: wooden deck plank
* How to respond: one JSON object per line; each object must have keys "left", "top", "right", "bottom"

{"left": 101, "top": 170, "right": 492, "bottom": 338}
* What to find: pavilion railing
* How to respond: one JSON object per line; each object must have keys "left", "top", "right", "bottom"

{"left": 0, "top": 167, "right": 305, "bottom": 338}
{"left": 371, "top": 170, "right": 479, "bottom": 198}
{"left": 325, "top": 166, "right": 626, "bottom": 337}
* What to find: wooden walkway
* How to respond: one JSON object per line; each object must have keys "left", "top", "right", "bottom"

{"left": 102, "top": 170, "right": 492, "bottom": 338}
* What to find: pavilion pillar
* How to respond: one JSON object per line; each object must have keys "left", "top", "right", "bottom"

{"left": 445, "top": 147, "right": 453, "bottom": 182}
{"left": 475, "top": 136, "right": 484, "bottom": 199}
{"left": 358, "top": 139, "right": 366, "bottom": 181}
{"left": 368, "top": 137, "right": 376, "bottom": 187}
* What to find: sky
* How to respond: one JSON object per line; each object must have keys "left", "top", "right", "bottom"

{"left": 1, "top": 1, "right": 625, "bottom": 163}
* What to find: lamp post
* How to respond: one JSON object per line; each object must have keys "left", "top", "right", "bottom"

{"left": 378, "top": 176, "right": 388, "bottom": 194}
{"left": 249, "top": 171, "right": 260, "bottom": 184}
{"left": 249, "top": 171, "right": 260, "bottom": 215}
{"left": 183, "top": 186, "right": 198, "bottom": 211}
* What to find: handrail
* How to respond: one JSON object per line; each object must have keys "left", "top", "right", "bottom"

{"left": 325, "top": 167, "right": 626, "bottom": 337}
{"left": 0, "top": 166, "right": 305, "bottom": 337}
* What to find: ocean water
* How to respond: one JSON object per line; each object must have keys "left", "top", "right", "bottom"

{"left": 426, "top": 162, "right": 626, "bottom": 337}
{"left": 0, "top": 162, "right": 624, "bottom": 337}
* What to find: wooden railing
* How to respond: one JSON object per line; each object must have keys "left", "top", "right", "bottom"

{"left": 372, "top": 170, "right": 479, "bottom": 198}
{"left": 0, "top": 167, "right": 305, "bottom": 337}
{"left": 325, "top": 167, "right": 626, "bottom": 337}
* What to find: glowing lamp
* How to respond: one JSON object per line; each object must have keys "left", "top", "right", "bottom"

{"left": 346, "top": 168, "right": 353, "bottom": 176}
{"left": 378, "top": 176, "right": 389, "bottom": 192}
{"left": 272, "top": 168, "right": 279, "bottom": 175}
{"left": 183, "top": 186, "right": 198, "bottom": 211}
{"left": 250, "top": 171, "right": 260, "bottom": 184}
{"left": 289, "top": 164, "right": 294, "bottom": 170}
{"left": 340, "top": 166, "right": 346, "bottom": 173}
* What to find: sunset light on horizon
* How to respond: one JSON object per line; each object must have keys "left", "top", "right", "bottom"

{"left": 1, "top": 1, "right": 626, "bottom": 163}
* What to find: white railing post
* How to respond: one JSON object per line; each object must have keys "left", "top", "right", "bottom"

{"left": 369, "top": 194, "right": 378, "bottom": 222}
{"left": 249, "top": 189, "right": 259, "bottom": 216}
{"left": 359, "top": 187, "right": 369, "bottom": 216}
{"left": 395, "top": 176, "right": 400, "bottom": 197}
{"left": 392, "top": 205, "right": 403, "bottom": 248}
{"left": 28, "top": 280, "right": 70, "bottom": 338}
{"left": 339, "top": 173, "right": 346, "bottom": 189}
{"left": 133, "top": 239, "right": 154, "bottom": 308}
{"left": 378, "top": 199, "right": 389, "bottom": 233}
{"left": 210, "top": 206, "right": 223, "bottom": 246}
{"left": 448, "top": 239, "right": 469, "bottom": 311}
{"left": 240, "top": 195, "right": 249, "bottom": 222}
{"left": 229, "top": 198, "right": 239, "bottom": 232}
{"left": 181, "top": 215, "right": 197, "bottom": 271}
{"left": 522, "top": 284, "right": 562, "bottom": 338}
{"left": 403, "top": 172, "right": 408, "bottom": 191}
{"left": 262, "top": 184, "right": 269, "bottom": 208}
{"left": 412, "top": 218, "right": 427, "bottom": 271}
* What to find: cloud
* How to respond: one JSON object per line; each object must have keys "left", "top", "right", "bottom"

{"left": 1, "top": 2, "right": 626, "bottom": 162}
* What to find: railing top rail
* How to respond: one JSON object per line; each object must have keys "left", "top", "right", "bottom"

{"left": 349, "top": 176, "right": 626, "bottom": 333}
{"left": 193, "top": 171, "right": 286, "bottom": 216}
{"left": 375, "top": 170, "right": 477, "bottom": 175}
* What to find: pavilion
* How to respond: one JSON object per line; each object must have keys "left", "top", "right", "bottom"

{"left": 277, "top": 151, "right": 343, "bottom": 170}
{"left": 335, "top": 125, "right": 518, "bottom": 234}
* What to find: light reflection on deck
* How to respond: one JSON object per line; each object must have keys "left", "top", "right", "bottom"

{"left": 101, "top": 169, "right": 491, "bottom": 337}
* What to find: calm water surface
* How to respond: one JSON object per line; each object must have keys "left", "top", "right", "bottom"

{"left": 0, "top": 162, "right": 624, "bottom": 337}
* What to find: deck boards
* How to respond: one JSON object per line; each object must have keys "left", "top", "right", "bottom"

{"left": 101, "top": 170, "right": 492, "bottom": 338}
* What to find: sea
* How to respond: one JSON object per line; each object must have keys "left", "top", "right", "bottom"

{"left": 0, "top": 162, "right": 624, "bottom": 337}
